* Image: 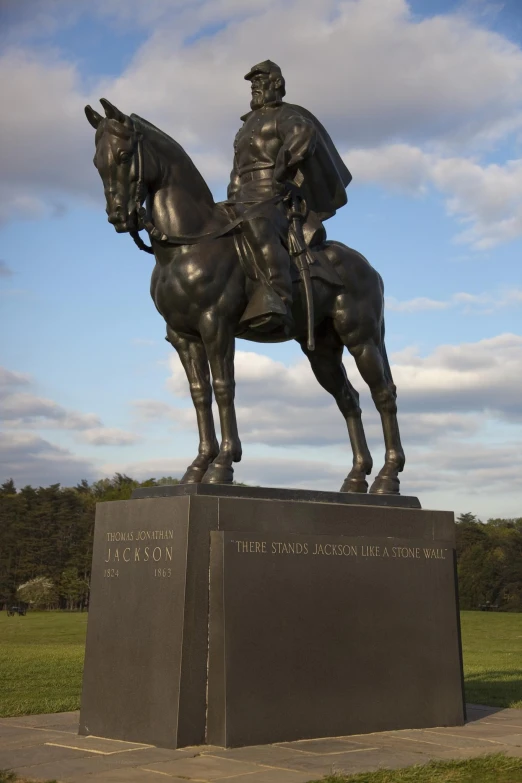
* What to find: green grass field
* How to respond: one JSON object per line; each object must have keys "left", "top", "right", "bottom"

{"left": 460, "top": 610, "right": 522, "bottom": 709}
{"left": 0, "top": 610, "right": 520, "bottom": 718}
{"left": 0, "top": 611, "right": 87, "bottom": 717}
{"left": 318, "top": 754, "right": 522, "bottom": 782}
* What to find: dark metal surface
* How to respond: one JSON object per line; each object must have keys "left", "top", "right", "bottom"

{"left": 208, "top": 529, "right": 465, "bottom": 747}
{"left": 85, "top": 63, "right": 407, "bottom": 496}
{"left": 80, "top": 493, "right": 461, "bottom": 749}
{"left": 131, "top": 483, "right": 421, "bottom": 508}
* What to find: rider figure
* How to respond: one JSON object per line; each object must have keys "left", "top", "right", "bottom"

{"left": 227, "top": 60, "right": 352, "bottom": 333}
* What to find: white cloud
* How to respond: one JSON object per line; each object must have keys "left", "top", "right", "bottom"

{"left": 386, "top": 296, "right": 451, "bottom": 313}
{"left": 76, "top": 428, "right": 140, "bottom": 446}
{"left": 391, "top": 333, "right": 522, "bottom": 418}
{"left": 0, "top": 48, "right": 98, "bottom": 222}
{"left": 4, "top": 0, "right": 522, "bottom": 244}
{"left": 349, "top": 142, "right": 522, "bottom": 248}
{"left": 0, "top": 431, "right": 97, "bottom": 487}
{"left": 128, "top": 335, "right": 522, "bottom": 514}
{"left": 101, "top": 453, "right": 347, "bottom": 492}
{"left": 1, "top": 392, "right": 102, "bottom": 430}
{"left": 387, "top": 287, "right": 522, "bottom": 312}
{"left": 0, "top": 365, "right": 138, "bottom": 442}
{"left": 136, "top": 335, "right": 522, "bottom": 452}
{"left": 0, "top": 366, "right": 31, "bottom": 389}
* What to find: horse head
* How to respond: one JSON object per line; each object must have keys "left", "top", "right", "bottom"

{"left": 85, "top": 99, "right": 146, "bottom": 234}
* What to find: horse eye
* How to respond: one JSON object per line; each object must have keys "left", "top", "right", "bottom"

{"left": 119, "top": 152, "right": 131, "bottom": 164}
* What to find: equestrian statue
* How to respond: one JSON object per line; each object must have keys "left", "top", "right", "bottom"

{"left": 85, "top": 60, "right": 406, "bottom": 495}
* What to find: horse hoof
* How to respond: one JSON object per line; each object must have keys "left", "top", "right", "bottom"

{"left": 340, "top": 477, "right": 368, "bottom": 493}
{"left": 369, "top": 476, "right": 400, "bottom": 495}
{"left": 180, "top": 466, "right": 206, "bottom": 484}
{"left": 201, "top": 464, "right": 234, "bottom": 485}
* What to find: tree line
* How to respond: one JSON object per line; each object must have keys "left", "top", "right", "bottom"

{"left": 0, "top": 474, "right": 178, "bottom": 610}
{"left": 0, "top": 477, "right": 520, "bottom": 611}
{"left": 456, "top": 512, "right": 522, "bottom": 612}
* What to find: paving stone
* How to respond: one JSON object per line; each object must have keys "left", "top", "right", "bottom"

{"left": 353, "top": 733, "right": 459, "bottom": 758}
{"left": 43, "top": 734, "right": 151, "bottom": 754}
{"left": 204, "top": 743, "right": 321, "bottom": 765}
{"left": 142, "top": 754, "right": 268, "bottom": 779}
{"left": 398, "top": 728, "right": 504, "bottom": 749}
{"left": 206, "top": 770, "right": 319, "bottom": 783}
{"left": 270, "top": 747, "right": 403, "bottom": 774}
{"left": 47, "top": 772, "right": 181, "bottom": 782}
{"left": 0, "top": 742, "right": 96, "bottom": 769}
{"left": 276, "top": 737, "right": 373, "bottom": 754}
{"left": 12, "top": 754, "right": 141, "bottom": 781}
{"left": 286, "top": 747, "right": 433, "bottom": 777}
{"left": 4, "top": 711, "right": 79, "bottom": 729}
{"left": 3, "top": 706, "right": 521, "bottom": 783}
{"left": 0, "top": 727, "right": 80, "bottom": 751}
{"left": 74, "top": 770, "right": 191, "bottom": 782}
{"left": 495, "top": 733, "right": 522, "bottom": 747}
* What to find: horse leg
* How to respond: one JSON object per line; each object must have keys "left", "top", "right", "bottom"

{"left": 348, "top": 340, "right": 405, "bottom": 495}
{"left": 299, "top": 321, "right": 372, "bottom": 493}
{"left": 199, "top": 315, "right": 242, "bottom": 484}
{"left": 166, "top": 326, "right": 219, "bottom": 484}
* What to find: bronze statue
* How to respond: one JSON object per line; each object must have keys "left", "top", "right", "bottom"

{"left": 85, "top": 61, "right": 406, "bottom": 495}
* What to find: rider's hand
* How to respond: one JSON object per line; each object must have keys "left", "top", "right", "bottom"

{"left": 273, "top": 179, "right": 288, "bottom": 195}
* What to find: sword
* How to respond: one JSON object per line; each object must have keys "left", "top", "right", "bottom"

{"left": 286, "top": 190, "right": 315, "bottom": 351}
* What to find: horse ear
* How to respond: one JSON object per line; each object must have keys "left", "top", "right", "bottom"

{"left": 85, "top": 105, "right": 102, "bottom": 129}
{"left": 100, "top": 98, "right": 127, "bottom": 124}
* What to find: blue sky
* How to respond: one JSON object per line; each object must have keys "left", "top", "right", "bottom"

{"left": 1, "top": 0, "right": 521, "bottom": 518}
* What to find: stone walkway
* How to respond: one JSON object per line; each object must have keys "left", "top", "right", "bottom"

{"left": 1, "top": 705, "right": 521, "bottom": 782}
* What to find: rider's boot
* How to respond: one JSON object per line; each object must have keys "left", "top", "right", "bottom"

{"left": 241, "top": 244, "right": 295, "bottom": 334}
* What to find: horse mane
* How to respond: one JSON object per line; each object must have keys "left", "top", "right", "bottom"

{"left": 131, "top": 114, "right": 182, "bottom": 152}
{"left": 130, "top": 113, "right": 214, "bottom": 205}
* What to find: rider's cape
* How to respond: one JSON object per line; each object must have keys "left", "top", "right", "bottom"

{"left": 286, "top": 103, "right": 352, "bottom": 221}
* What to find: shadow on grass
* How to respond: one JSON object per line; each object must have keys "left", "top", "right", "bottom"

{"left": 464, "top": 669, "right": 522, "bottom": 709}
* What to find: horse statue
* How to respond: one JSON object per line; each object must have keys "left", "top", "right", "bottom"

{"left": 85, "top": 98, "right": 405, "bottom": 495}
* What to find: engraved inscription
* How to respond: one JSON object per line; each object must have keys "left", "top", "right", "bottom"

{"left": 102, "top": 528, "right": 175, "bottom": 575}
{"left": 154, "top": 568, "right": 172, "bottom": 578}
{"left": 231, "top": 539, "right": 448, "bottom": 562}
{"left": 106, "top": 529, "right": 174, "bottom": 542}
{"left": 104, "top": 545, "right": 173, "bottom": 563}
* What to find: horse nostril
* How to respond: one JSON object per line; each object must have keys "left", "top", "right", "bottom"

{"left": 107, "top": 205, "right": 124, "bottom": 224}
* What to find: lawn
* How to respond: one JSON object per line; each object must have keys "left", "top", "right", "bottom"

{"left": 0, "top": 611, "right": 87, "bottom": 717}
{"left": 460, "top": 610, "right": 522, "bottom": 709}
{"left": 317, "top": 754, "right": 522, "bottom": 782}
{"left": 0, "top": 610, "right": 520, "bottom": 718}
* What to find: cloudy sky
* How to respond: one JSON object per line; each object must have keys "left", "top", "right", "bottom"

{"left": 1, "top": 0, "right": 521, "bottom": 518}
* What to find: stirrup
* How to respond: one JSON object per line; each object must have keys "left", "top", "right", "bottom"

{"left": 239, "top": 282, "right": 288, "bottom": 326}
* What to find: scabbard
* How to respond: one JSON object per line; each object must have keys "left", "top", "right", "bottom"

{"left": 288, "top": 197, "right": 315, "bottom": 351}
{"left": 301, "top": 263, "right": 315, "bottom": 351}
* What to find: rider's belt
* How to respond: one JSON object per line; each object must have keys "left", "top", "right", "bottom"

{"left": 239, "top": 169, "right": 274, "bottom": 183}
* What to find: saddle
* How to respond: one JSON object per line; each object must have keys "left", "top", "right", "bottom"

{"left": 217, "top": 203, "right": 344, "bottom": 292}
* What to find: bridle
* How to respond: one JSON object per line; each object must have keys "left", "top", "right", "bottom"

{"left": 127, "top": 123, "right": 286, "bottom": 256}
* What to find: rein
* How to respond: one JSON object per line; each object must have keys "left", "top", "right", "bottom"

{"left": 129, "top": 131, "right": 283, "bottom": 255}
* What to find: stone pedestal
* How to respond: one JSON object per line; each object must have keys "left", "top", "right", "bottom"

{"left": 79, "top": 485, "right": 465, "bottom": 749}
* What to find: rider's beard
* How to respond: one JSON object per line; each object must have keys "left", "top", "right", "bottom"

{"left": 250, "top": 85, "right": 279, "bottom": 109}
{"left": 250, "top": 90, "right": 264, "bottom": 109}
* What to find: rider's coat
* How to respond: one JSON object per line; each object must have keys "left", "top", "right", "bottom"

{"left": 227, "top": 101, "right": 351, "bottom": 221}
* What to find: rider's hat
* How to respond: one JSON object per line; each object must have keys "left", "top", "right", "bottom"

{"left": 244, "top": 60, "right": 283, "bottom": 81}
